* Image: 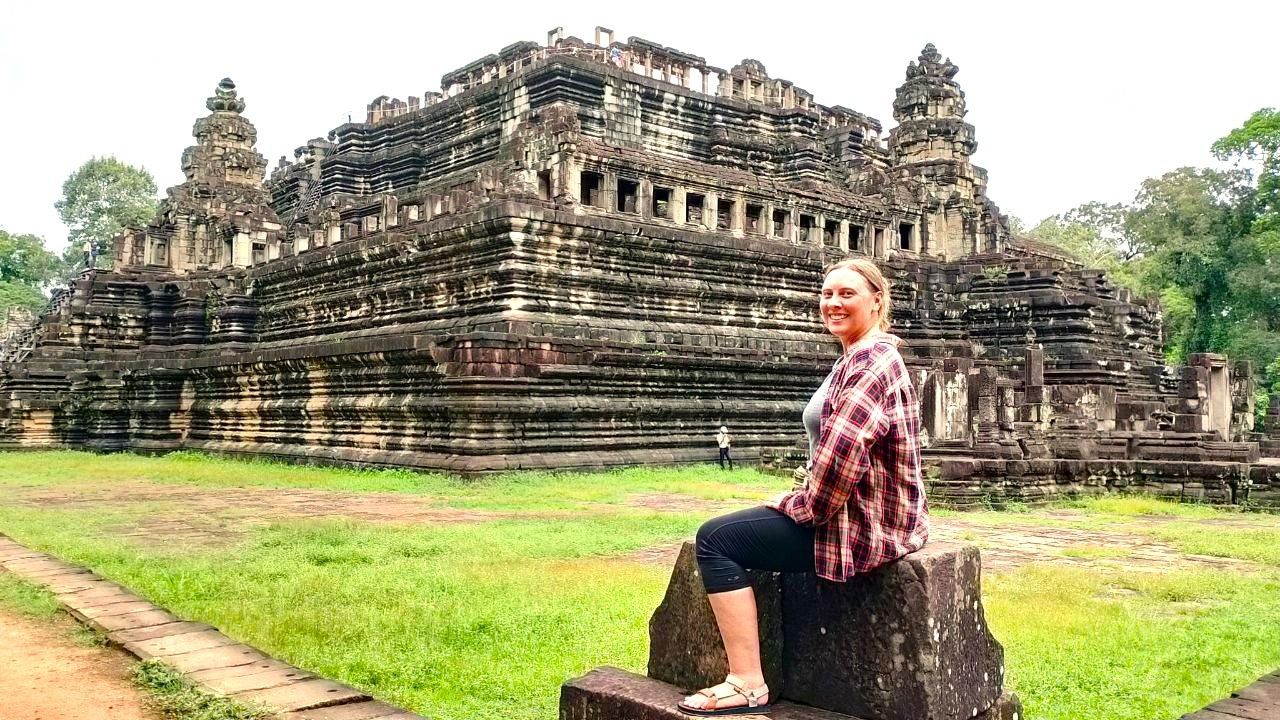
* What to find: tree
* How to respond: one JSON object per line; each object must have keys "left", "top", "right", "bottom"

{"left": 1124, "top": 167, "right": 1255, "bottom": 358}
{"left": 0, "top": 229, "right": 63, "bottom": 313}
{"left": 1026, "top": 202, "right": 1144, "bottom": 292}
{"left": 1030, "top": 109, "right": 1280, "bottom": 402}
{"left": 1212, "top": 107, "right": 1280, "bottom": 224}
{"left": 54, "top": 157, "right": 159, "bottom": 270}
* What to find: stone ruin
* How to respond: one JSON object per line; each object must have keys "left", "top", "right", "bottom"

{"left": 1, "top": 29, "right": 1277, "bottom": 506}
{"left": 564, "top": 541, "right": 1020, "bottom": 720}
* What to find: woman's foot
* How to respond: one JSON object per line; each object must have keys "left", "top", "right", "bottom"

{"left": 677, "top": 674, "right": 770, "bottom": 716}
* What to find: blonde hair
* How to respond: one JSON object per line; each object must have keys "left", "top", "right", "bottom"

{"left": 822, "top": 257, "right": 892, "bottom": 332}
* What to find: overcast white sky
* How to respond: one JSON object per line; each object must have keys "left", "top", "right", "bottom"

{"left": 1, "top": 1, "right": 1275, "bottom": 251}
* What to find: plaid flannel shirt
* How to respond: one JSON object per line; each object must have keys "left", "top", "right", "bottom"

{"left": 770, "top": 334, "right": 929, "bottom": 582}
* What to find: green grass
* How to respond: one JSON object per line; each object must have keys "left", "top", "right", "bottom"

{"left": 1059, "top": 545, "right": 1130, "bottom": 560}
{"left": 0, "top": 570, "right": 59, "bottom": 618}
{"left": 1, "top": 451, "right": 1278, "bottom": 720}
{"left": 988, "top": 565, "right": 1280, "bottom": 720}
{"left": 134, "top": 659, "right": 266, "bottom": 720}
{"left": 0, "top": 450, "right": 781, "bottom": 511}
{"left": 1145, "top": 523, "right": 1280, "bottom": 566}
{"left": 1066, "top": 495, "right": 1225, "bottom": 519}
{"left": 0, "top": 510, "right": 693, "bottom": 720}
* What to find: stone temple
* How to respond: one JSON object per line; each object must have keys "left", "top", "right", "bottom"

{"left": 2, "top": 28, "right": 1277, "bottom": 505}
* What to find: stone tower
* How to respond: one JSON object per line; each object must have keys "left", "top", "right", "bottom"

{"left": 888, "top": 44, "right": 1002, "bottom": 259}
{"left": 114, "top": 78, "right": 281, "bottom": 273}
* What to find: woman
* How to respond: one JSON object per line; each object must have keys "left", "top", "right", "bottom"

{"left": 677, "top": 258, "right": 929, "bottom": 716}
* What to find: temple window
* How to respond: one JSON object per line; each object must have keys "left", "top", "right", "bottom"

{"left": 899, "top": 222, "right": 915, "bottom": 251}
{"left": 799, "top": 213, "right": 816, "bottom": 242}
{"left": 617, "top": 178, "right": 639, "bottom": 213}
{"left": 686, "top": 193, "right": 706, "bottom": 225}
{"left": 824, "top": 219, "right": 840, "bottom": 248}
{"left": 580, "top": 170, "right": 604, "bottom": 207}
{"left": 746, "top": 203, "right": 764, "bottom": 233}
{"left": 772, "top": 209, "right": 789, "bottom": 238}
{"left": 717, "top": 199, "right": 734, "bottom": 230}
{"left": 653, "top": 187, "right": 672, "bottom": 218}
{"left": 537, "top": 170, "right": 552, "bottom": 201}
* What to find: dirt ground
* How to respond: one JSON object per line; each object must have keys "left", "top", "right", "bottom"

{"left": 0, "top": 605, "right": 158, "bottom": 720}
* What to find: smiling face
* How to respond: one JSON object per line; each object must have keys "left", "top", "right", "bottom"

{"left": 820, "top": 266, "right": 882, "bottom": 349}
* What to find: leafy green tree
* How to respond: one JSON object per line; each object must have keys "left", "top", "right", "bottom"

{"left": 1123, "top": 167, "right": 1254, "bottom": 358}
{"left": 54, "top": 156, "right": 159, "bottom": 270}
{"left": 1030, "top": 109, "right": 1280, "bottom": 409}
{"left": 1027, "top": 202, "right": 1144, "bottom": 292}
{"left": 1209, "top": 109, "right": 1280, "bottom": 393}
{"left": 0, "top": 229, "right": 62, "bottom": 313}
{"left": 1213, "top": 107, "right": 1280, "bottom": 225}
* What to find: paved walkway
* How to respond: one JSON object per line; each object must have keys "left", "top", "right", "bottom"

{"left": 0, "top": 536, "right": 423, "bottom": 720}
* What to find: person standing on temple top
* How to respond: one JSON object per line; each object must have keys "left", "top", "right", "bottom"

{"left": 678, "top": 257, "right": 929, "bottom": 716}
{"left": 82, "top": 240, "right": 93, "bottom": 268}
{"left": 715, "top": 425, "right": 733, "bottom": 471}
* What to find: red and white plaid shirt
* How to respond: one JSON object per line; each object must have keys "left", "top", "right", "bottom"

{"left": 769, "top": 333, "right": 929, "bottom": 582}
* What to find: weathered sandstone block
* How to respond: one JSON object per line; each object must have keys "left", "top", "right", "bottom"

{"left": 646, "top": 540, "right": 1006, "bottom": 720}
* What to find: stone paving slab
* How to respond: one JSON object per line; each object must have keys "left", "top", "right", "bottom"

{"left": 277, "top": 701, "right": 415, "bottom": 720}
{"left": 75, "top": 599, "right": 159, "bottom": 619}
{"left": 0, "top": 550, "right": 44, "bottom": 562}
{"left": 88, "top": 608, "right": 181, "bottom": 633}
{"left": 65, "top": 590, "right": 145, "bottom": 608}
{"left": 165, "top": 643, "right": 270, "bottom": 674}
{"left": 188, "top": 658, "right": 299, "bottom": 682}
{"left": 126, "top": 628, "right": 240, "bottom": 659}
{"left": 201, "top": 666, "right": 317, "bottom": 695}
{"left": 0, "top": 533, "right": 425, "bottom": 719}
{"left": 59, "top": 587, "right": 139, "bottom": 606}
{"left": 43, "top": 575, "right": 109, "bottom": 594}
{"left": 18, "top": 566, "right": 94, "bottom": 581}
{"left": 231, "top": 678, "right": 370, "bottom": 713}
{"left": 109, "top": 620, "right": 215, "bottom": 644}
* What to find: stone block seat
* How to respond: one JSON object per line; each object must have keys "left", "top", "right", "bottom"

{"left": 561, "top": 541, "right": 1021, "bottom": 720}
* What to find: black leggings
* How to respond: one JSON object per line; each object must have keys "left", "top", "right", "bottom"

{"left": 695, "top": 506, "right": 815, "bottom": 593}
{"left": 718, "top": 447, "right": 733, "bottom": 469}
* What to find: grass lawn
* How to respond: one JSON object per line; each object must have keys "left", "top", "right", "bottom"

{"left": 1, "top": 450, "right": 1278, "bottom": 720}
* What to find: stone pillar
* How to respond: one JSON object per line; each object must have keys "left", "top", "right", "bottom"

{"left": 602, "top": 170, "right": 619, "bottom": 213}
{"left": 839, "top": 219, "right": 850, "bottom": 251}
{"left": 731, "top": 196, "right": 746, "bottom": 233}
{"left": 639, "top": 178, "right": 654, "bottom": 220}
{"left": 171, "top": 298, "right": 207, "bottom": 345}
{"left": 213, "top": 294, "right": 256, "bottom": 344}
{"left": 671, "top": 188, "right": 687, "bottom": 226}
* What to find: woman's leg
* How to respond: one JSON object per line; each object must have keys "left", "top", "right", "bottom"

{"left": 707, "top": 587, "right": 762, "bottom": 684}
{"left": 681, "top": 506, "right": 814, "bottom": 711}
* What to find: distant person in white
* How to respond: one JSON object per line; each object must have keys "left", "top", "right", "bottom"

{"left": 716, "top": 426, "right": 733, "bottom": 470}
